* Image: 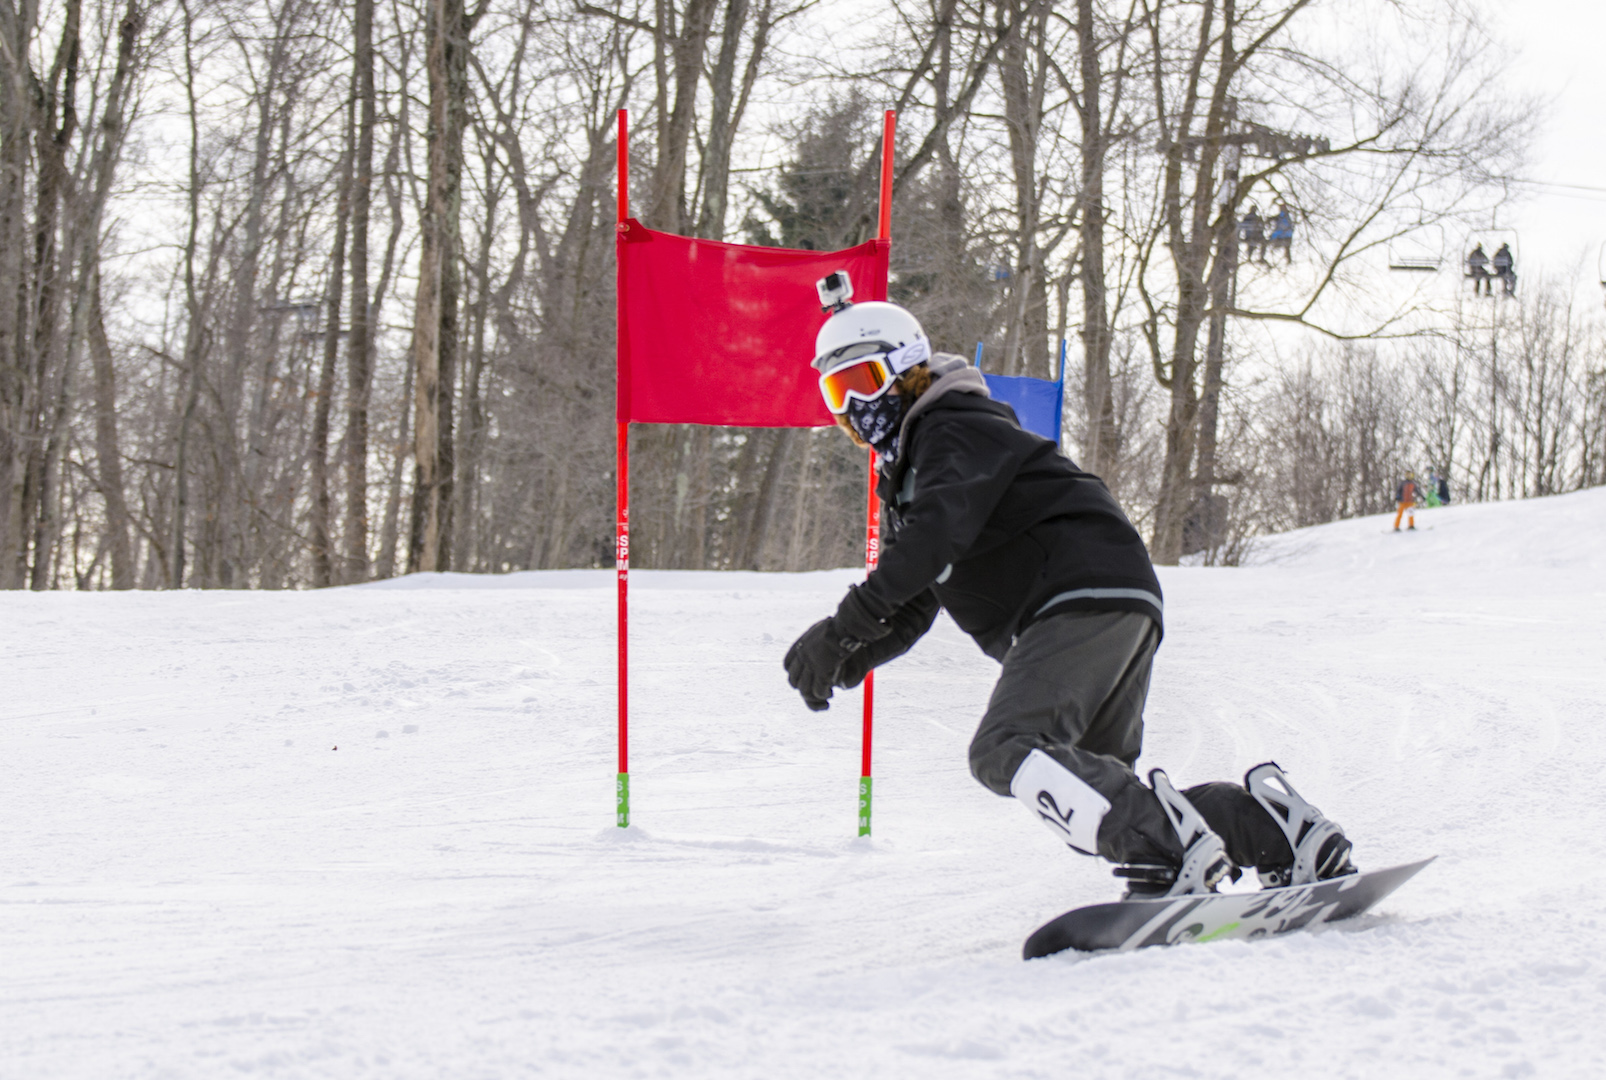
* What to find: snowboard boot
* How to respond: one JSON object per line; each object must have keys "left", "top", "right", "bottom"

{"left": 1113, "top": 769, "right": 1234, "bottom": 900}
{"left": 1245, "top": 762, "right": 1356, "bottom": 888}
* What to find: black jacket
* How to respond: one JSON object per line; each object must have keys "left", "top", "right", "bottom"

{"left": 856, "top": 356, "right": 1162, "bottom": 662}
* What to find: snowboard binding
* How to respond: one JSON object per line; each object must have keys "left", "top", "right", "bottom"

{"left": 1245, "top": 762, "right": 1356, "bottom": 888}
{"left": 1114, "top": 769, "right": 1234, "bottom": 900}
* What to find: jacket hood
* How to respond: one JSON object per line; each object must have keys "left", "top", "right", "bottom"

{"left": 890, "top": 352, "right": 989, "bottom": 465}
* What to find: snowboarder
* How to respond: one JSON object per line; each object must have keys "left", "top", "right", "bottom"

{"left": 1436, "top": 471, "right": 1451, "bottom": 505}
{"left": 1493, "top": 243, "right": 1516, "bottom": 296}
{"left": 1394, "top": 471, "right": 1422, "bottom": 531}
{"left": 1467, "top": 245, "right": 1491, "bottom": 296}
{"left": 784, "top": 279, "right": 1356, "bottom": 901}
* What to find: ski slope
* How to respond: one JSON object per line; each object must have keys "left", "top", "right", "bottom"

{"left": 5, "top": 489, "right": 1605, "bottom": 1078}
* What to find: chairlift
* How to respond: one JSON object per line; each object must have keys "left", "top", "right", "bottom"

{"left": 261, "top": 297, "right": 343, "bottom": 339}
{"left": 1462, "top": 228, "right": 1520, "bottom": 298}
{"left": 261, "top": 298, "right": 324, "bottom": 337}
{"left": 1236, "top": 201, "right": 1297, "bottom": 267}
{"left": 1386, "top": 225, "right": 1445, "bottom": 272}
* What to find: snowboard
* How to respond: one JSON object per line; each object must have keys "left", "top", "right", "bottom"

{"left": 1023, "top": 857, "right": 1434, "bottom": 959}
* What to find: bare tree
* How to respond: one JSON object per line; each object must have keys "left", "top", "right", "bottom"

{"left": 408, "top": 0, "right": 486, "bottom": 572}
{"left": 309, "top": 86, "right": 353, "bottom": 587}
{"left": 170, "top": 0, "right": 205, "bottom": 588}
{"left": 343, "top": 0, "right": 377, "bottom": 582}
{"left": 1134, "top": 0, "right": 1526, "bottom": 562}
{"left": 5, "top": 0, "right": 1596, "bottom": 592}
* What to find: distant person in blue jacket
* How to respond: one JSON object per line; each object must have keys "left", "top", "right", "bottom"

{"left": 1424, "top": 471, "right": 1443, "bottom": 508}
{"left": 1267, "top": 204, "right": 1294, "bottom": 264}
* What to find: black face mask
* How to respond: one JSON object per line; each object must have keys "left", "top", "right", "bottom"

{"left": 846, "top": 392, "right": 907, "bottom": 461}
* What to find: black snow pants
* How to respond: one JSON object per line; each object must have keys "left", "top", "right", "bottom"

{"left": 967, "top": 610, "right": 1293, "bottom": 870}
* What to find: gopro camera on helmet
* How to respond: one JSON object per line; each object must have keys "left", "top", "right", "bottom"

{"left": 816, "top": 270, "right": 853, "bottom": 312}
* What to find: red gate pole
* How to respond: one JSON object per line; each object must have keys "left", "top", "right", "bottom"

{"left": 859, "top": 447, "right": 880, "bottom": 836}
{"left": 616, "top": 108, "right": 631, "bottom": 828}
{"left": 877, "top": 109, "right": 896, "bottom": 241}
{"left": 859, "top": 108, "right": 896, "bottom": 837}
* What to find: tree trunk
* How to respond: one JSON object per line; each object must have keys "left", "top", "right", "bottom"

{"left": 87, "top": 277, "right": 131, "bottom": 587}
{"left": 1149, "top": 0, "right": 1236, "bottom": 564}
{"left": 408, "top": 0, "right": 478, "bottom": 573}
{"left": 1187, "top": 174, "right": 1237, "bottom": 558}
{"left": 17, "top": 0, "right": 82, "bottom": 589}
{"left": 171, "top": 0, "right": 205, "bottom": 589}
{"left": 221, "top": 11, "right": 289, "bottom": 590}
{"left": 645, "top": 0, "right": 718, "bottom": 233}
{"left": 998, "top": 0, "right": 1049, "bottom": 378}
{"left": 741, "top": 429, "right": 792, "bottom": 570}
{"left": 694, "top": 0, "right": 752, "bottom": 240}
{"left": 68, "top": 0, "right": 142, "bottom": 590}
{"left": 374, "top": 85, "right": 412, "bottom": 582}
{"left": 310, "top": 94, "right": 353, "bottom": 588}
{"left": 453, "top": 150, "right": 495, "bottom": 572}
{"left": 28, "top": 296, "right": 76, "bottom": 591}
{"left": 343, "top": 0, "right": 376, "bottom": 582}
{"left": 1075, "top": 0, "right": 1117, "bottom": 475}
{"left": 0, "top": 8, "right": 29, "bottom": 588}
{"left": 377, "top": 346, "right": 413, "bottom": 580}
{"left": 783, "top": 431, "right": 815, "bottom": 570}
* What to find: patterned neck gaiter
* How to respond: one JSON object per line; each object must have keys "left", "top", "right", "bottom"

{"left": 846, "top": 392, "right": 907, "bottom": 462}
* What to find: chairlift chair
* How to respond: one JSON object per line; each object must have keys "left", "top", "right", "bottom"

{"left": 1464, "top": 228, "right": 1520, "bottom": 297}
{"left": 1237, "top": 201, "right": 1296, "bottom": 266}
{"left": 261, "top": 298, "right": 326, "bottom": 339}
{"left": 1387, "top": 226, "right": 1445, "bottom": 272}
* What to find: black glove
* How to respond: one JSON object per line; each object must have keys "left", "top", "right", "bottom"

{"left": 831, "top": 585, "right": 893, "bottom": 644}
{"left": 834, "top": 588, "right": 940, "bottom": 689}
{"left": 782, "top": 587, "right": 893, "bottom": 711}
{"left": 784, "top": 618, "right": 854, "bottom": 711}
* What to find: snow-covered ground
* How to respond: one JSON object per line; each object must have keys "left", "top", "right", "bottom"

{"left": 5, "top": 490, "right": 1605, "bottom": 1079}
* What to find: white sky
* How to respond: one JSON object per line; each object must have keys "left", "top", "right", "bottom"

{"left": 1487, "top": 0, "right": 1606, "bottom": 299}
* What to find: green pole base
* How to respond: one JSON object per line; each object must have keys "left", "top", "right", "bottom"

{"left": 617, "top": 772, "right": 630, "bottom": 827}
{"left": 858, "top": 775, "right": 872, "bottom": 836}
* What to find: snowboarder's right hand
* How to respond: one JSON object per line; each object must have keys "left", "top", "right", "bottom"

{"left": 784, "top": 588, "right": 895, "bottom": 711}
{"left": 784, "top": 618, "right": 857, "bottom": 711}
{"left": 834, "top": 589, "right": 940, "bottom": 689}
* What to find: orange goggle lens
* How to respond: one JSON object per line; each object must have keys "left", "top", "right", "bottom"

{"left": 819, "top": 356, "right": 893, "bottom": 414}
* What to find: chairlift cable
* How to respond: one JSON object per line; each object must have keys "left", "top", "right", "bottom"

{"left": 1505, "top": 177, "right": 1606, "bottom": 196}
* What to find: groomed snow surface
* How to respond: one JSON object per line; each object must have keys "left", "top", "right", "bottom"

{"left": 6, "top": 490, "right": 1606, "bottom": 1079}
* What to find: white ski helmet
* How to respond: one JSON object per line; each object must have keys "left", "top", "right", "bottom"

{"left": 812, "top": 300, "right": 930, "bottom": 375}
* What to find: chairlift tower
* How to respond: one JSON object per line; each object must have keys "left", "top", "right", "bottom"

{"left": 1181, "top": 100, "right": 1328, "bottom": 556}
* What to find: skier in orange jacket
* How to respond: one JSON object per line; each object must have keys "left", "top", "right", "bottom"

{"left": 1393, "top": 472, "right": 1421, "bottom": 531}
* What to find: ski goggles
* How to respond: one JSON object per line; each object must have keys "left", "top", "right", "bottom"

{"left": 818, "top": 352, "right": 896, "bottom": 414}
